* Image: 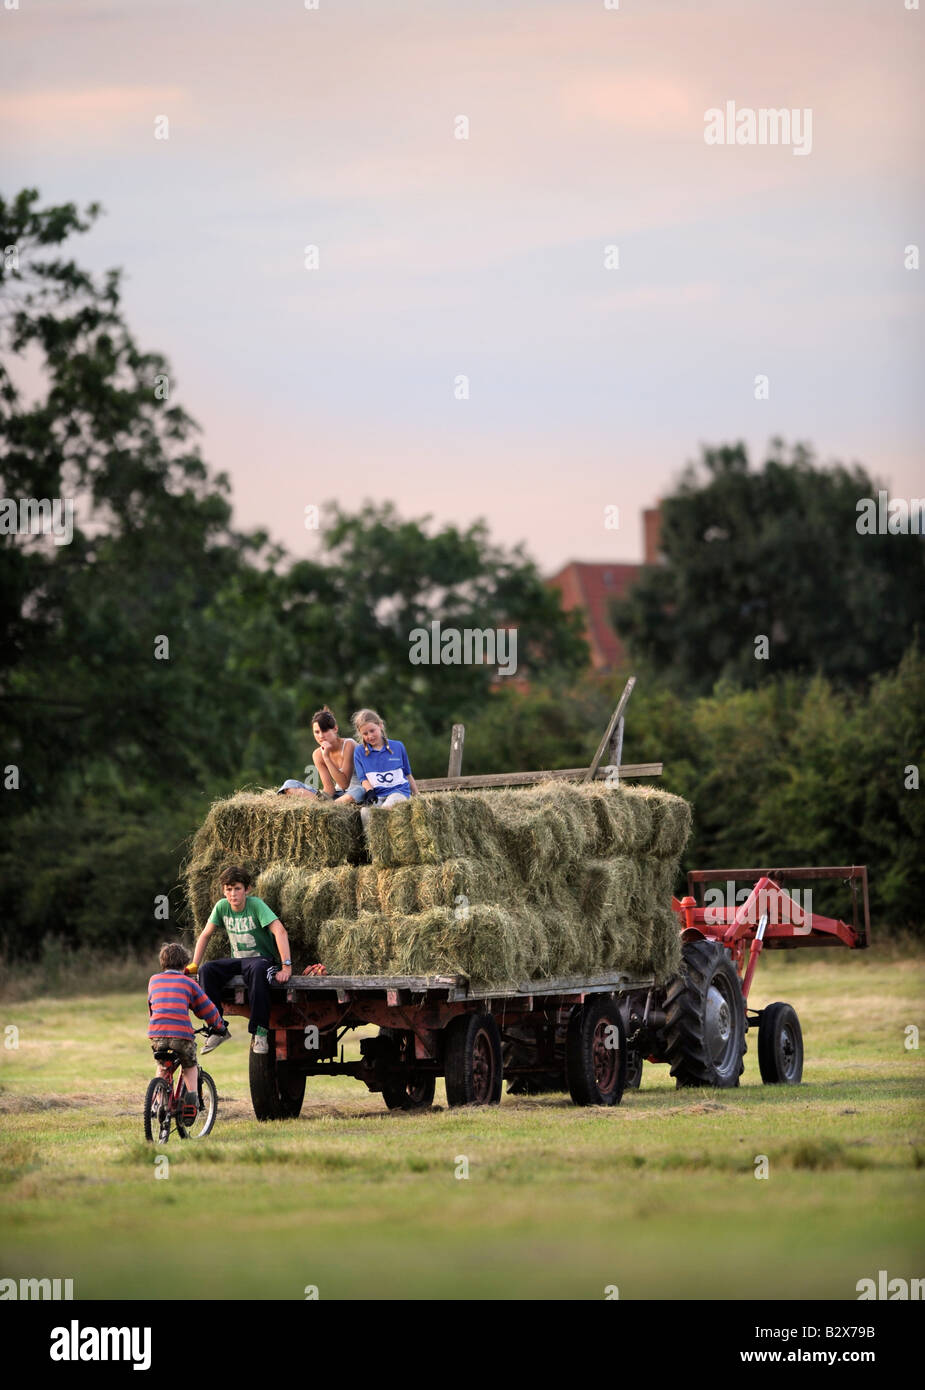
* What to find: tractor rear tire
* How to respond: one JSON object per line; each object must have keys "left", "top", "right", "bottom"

{"left": 249, "top": 1036, "right": 306, "bottom": 1121}
{"left": 566, "top": 996, "right": 626, "bottom": 1106}
{"left": 758, "top": 1002, "right": 803, "bottom": 1084}
{"left": 663, "top": 939, "right": 747, "bottom": 1088}
{"left": 444, "top": 1013, "right": 503, "bottom": 1107}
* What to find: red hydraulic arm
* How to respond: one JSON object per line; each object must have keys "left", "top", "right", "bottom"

{"left": 673, "top": 866, "right": 869, "bottom": 1004}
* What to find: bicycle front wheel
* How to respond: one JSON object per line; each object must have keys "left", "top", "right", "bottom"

{"left": 177, "top": 1069, "right": 218, "bottom": 1139}
{"left": 144, "top": 1077, "right": 171, "bottom": 1143}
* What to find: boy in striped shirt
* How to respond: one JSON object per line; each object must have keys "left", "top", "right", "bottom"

{"left": 147, "top": 942, "right": 225, "bottom": 1126}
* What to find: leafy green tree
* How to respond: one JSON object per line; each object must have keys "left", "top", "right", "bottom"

{"left": 612, "top": 440, "right": 925, "bottom": 694}
{"left": 622, "top": 653, "right": 925, "bottom": 930}
{"left": 0, "top": 190, "right": 292, "bottom": 801}
{"left": 274, "top": 501, "right": 590, "bottom": 734}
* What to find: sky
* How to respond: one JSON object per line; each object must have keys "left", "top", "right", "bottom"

{"left": 3, "top": 0, "right": 923, "bottom": 569}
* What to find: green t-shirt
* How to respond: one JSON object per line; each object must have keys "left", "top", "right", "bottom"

{"left": 207, "top": 895, "right": 281, "bottom": 965}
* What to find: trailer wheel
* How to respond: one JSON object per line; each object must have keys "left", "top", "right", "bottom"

{"left": 624, "top": 1049, "right": 643, "bottom": 1090}
{"left": 249, "top": 1037, "right": 306, "bottom": 1121}
{"left": 566, "top": 996, "right": 626, "bottom": 1106}
{"left": 663, "top": 939, "right": 746, "bottom": 1088}
{"left": 444, "top": 1013, "right": 503, "bottom": 1107}
{"left": 503, "top": 1023, "right": 565, "bottom": 1095}
{"left": 378, "top": 1028, "right": 437, "bottom": 1110}
{"left": 383, "top": 1074, "right": 437, "bottom": 1110}
{"left": 758, "top": 1002, "right": 803, "bottom": 1084}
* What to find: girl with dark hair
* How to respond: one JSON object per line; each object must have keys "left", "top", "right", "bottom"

{"left": 311, "top": 707, "right": 364, "bottom": 803}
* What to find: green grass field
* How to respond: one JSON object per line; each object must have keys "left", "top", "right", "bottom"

{"left": 1, "top": 947, "right": 923, "bottom": 1301}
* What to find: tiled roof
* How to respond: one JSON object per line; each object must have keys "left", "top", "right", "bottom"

{"left": 547, "top": 561, "right": 641, "bottom": 669}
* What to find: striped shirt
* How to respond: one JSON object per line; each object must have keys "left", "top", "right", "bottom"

{"left": 147, "top": 970, "right": 223, "bottom": 1039}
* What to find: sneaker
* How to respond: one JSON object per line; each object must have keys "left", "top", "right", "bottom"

{"left": 180, "top": 1093, "right": 199, "bottom": 1127}
{"left": 251, "top": 1033, "right": 269, "bottom": 1055}
{"left": 202, "top": 1026, "right": 230, "bottom": 1055}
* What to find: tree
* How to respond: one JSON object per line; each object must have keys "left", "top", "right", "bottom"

{"left": 0, "top": 189, "right": 292, "bottom": 801}
{"left": 612, "top": 440, "right": 925, "bottom": 694}
{"left": 272, "top": 500, "right": 590, "bottom": 733}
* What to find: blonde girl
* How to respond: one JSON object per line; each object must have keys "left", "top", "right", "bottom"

{"left": 351, "top": 708, "right": 418, "bottom": 806}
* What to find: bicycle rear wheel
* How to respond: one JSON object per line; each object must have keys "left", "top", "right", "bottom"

{"left": 144, "top": 1077, "right": 171, "bottom": 1143}
{"left": 176, "top": 1069, "right": 218, "bottom": 1139}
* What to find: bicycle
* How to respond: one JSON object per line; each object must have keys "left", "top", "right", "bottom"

{"left": 144, "top": 1026, "right": 218, "bottom": 1142}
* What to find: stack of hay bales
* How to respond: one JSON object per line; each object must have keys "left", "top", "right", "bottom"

{"left": 184, "top": 782, "right": 691, "bottom": 986}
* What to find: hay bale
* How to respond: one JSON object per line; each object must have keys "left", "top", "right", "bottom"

{"left": 410, "top": 792, "right": 459, "bottom": 864}
{"left": 582, "top": 784, "right": 691, "bottom": 860}
{"left": 318, "top": 913, "right": 394, "bottom": 975}
{"left": 275, "top": 865, "right": 357, "bottom": 960}
{"left": 648, "top": 857, "right": 682, "bottom": 902}
{"left": 311, "top": 882, "right": 681, "bottom": 986}
{"left": 649, "top": 906, "right": 683, "bottom": 980}
{"left": 571, "top": 856, "right": 648, "bottom": 922}
{"left": 185, "top": 858, "right": 228, "bottom": 933}
{"left": 413, "top": 858, "right": 514, "bottom": 914}
{"left": 365, "top": 781, "right": 679, "bottom": 877}
{"left": 355, "top": 865, "right": 381, "bottom": 914}
{"left": 190, "top": 792, "right": 365, "bottom": 871}
{"left": 644, "top": 790, "right": 693, "bottom": 860}
{"left": 253, "top": 863, "right": 289, "bottom": 920}
{"left": 376, "top": 865, "right": 421, "bottom": 916}
{"left": 583, "top": 784, "right": 653, "bottom": 857}
{"left": 362, "top": 798, "right": 418, "bottom": 868}
{"left": 370, "top": 856, "right": 523, "bottom": 919}
{"left": 390, "top": 904, "right": 523, "bottom": 985}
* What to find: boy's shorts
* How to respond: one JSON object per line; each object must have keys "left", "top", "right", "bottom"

{"left": 150, "top": 1036, "right": 197, "bottom": 1068}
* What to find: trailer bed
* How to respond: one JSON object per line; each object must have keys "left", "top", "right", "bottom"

{"left": 229, "top": 970, "right": 655, "bottom": 1006}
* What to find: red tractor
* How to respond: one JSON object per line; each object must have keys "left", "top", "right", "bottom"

{"left": 622, "top": 864, "right": 870, "bottom": 1090}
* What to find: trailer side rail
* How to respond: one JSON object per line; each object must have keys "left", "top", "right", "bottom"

{"left": 225, "top": 970, "right": 655, "bottom": 1008}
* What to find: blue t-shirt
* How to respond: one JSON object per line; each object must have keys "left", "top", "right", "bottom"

{"left": 353, "top": 739, "right": 412, "bottom": 801}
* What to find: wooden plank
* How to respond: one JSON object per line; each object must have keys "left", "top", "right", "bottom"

{"left": 607, "top": 715, "right": 625, "bottom": 786}
{"left": 447, "top": 724, "right": 465, "bottom": 778}
{"left": 243, "top": 970, "right": 656, "bottom": 1000}
{"left": 261, "top": 974, "right": 460, "bottom": 991}
{"left": 584, "top": 676, "right": 636, "bottom": 783}
{"left": 416, "top": 761, "right": 661, "bottom": 792}
{"left": 459, "top": 972, "right": 653, "bottom": 1001}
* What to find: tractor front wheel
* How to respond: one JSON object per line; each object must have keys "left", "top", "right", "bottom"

{"left": 663, "top": 939, "right": 747, "bottom": 1088}
{"left": 758, "top": 1002, "right": 803, "bottom": 1084}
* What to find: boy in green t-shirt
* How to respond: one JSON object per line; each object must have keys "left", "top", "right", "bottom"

{"left": 189, "top": 864, "right": 293, "bottom": 1056}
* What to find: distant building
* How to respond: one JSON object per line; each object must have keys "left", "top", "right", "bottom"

{"left": 547, "top": 505, "right": 663, "bottom": 672}
{"left": 546, "top": 561, "right": 639, "bottom": 670}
